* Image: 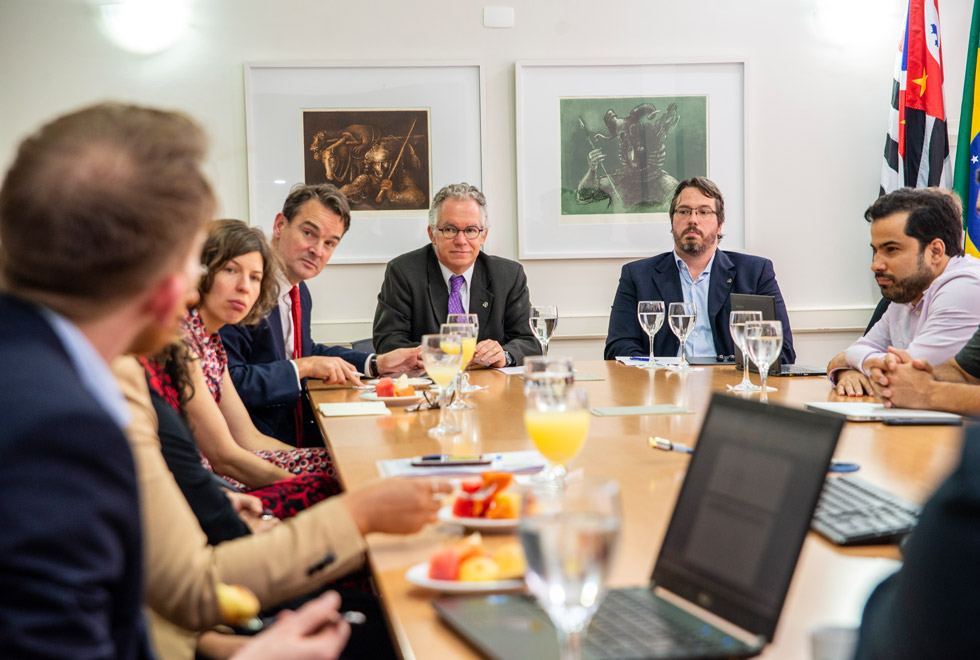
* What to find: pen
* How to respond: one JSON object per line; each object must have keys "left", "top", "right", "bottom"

{"left": 631, "top": 357, "right": 651, "bottom": 362}
{"left": 648, "top": 436, "right": 694, "bottom": 454}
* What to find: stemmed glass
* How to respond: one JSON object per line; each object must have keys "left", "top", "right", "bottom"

{"left": 729, "top": 310, "right": 763, "bottom": 391}
{"left": 667, "top": 302, "right": 697, "bottom": 372}
{"left": 744, "top": 320, "right": 783, "bottom": 403}
{"left": 440, "top": 322, "right": 478, "bottom": 410}
{"left": 636, "top": 300, "right": 665, "bottom": 366}
{"left": 447, "top": 313, "right": 481, "bottom": 392}
{"left": 524, "top": 372, "right": 589, "bottom": 487}
{"left": 420, "top": 333, "right": 464, "bottom": 436}
{"left": 519, "top": 477, "right": 621, "bottom": 660}
{"left": 529, "top": 305, "right": 559, "bottom": 356}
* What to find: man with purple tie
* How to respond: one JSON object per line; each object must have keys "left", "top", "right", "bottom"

{"left": 373, "top": 182, "right": 540, "bottom": 367}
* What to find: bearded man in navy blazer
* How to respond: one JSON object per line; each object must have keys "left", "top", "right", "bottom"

{"left": 0, "top": 103, "right": 213, "bottom": 658}
{"left": 220, "top": 184, "right": 421, "bottom": 446}
{"left": 604, "top": 176, "right": 795, "bottom": 364}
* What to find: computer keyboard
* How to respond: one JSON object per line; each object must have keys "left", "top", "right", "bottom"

{"left": 812, "top": 475, "right": 921, "bottom": 545}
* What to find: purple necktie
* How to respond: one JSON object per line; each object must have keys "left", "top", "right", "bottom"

{"left": 448, "top": 274, "right": 465, "bottom": 315}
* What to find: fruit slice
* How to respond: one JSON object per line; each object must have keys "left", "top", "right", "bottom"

{"left": 492, "top": 542, "right": 527, "bottom": 580}
{"left": 215, "top": 583, "right": 260, "bottom": 625}
{"left": 428, "top": 546, "right": 462, "bottom": 580}
{"left": 458, "top": 555, "right": 500, "bottom": 582}
{"left": 394, "top": 384, "right": 416, "bottom": 397}
{"left": 459, "top": 478, "right": 483, "bottom": 494}
{"left": 485, "top": 491, "right": 520, "bottom": 520}
{"left": 481, "top": 471, "right": 514, "bottom": 493}
{"left": 375, "top": 377, "right": 395, "bottom": 397}
{"left": 451, "top": 496, "right": 476, "bottom": 519}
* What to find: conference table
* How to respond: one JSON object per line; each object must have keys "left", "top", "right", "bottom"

{"left": 309, "top": 361, "right": 964, "bottom": 659}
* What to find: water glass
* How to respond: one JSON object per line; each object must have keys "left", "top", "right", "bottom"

{"left": 729, "top": 310, "right": 763, "bottom": 392}
{"left": 520, "top": 477, "right": 621, "bottom": 660}
{"left": 636, "top": 300, "right": 665, "bottom": 365}
{"left": 667, "top": 302, "right": 697, "bottom": 371}
{"left": 440, "top": 322, "right": 478, "bottom": 410}
{"left": 744, "top": 320, "right": 783, "bottom": 403}
{"left": 529, "top": 305, "right": 559, "bottom": 356}
{"left": 446, "top": 313, "right": 482, "bottom": 391}
{"left": 523, "top": 355, "right": 575, "bottom": 395}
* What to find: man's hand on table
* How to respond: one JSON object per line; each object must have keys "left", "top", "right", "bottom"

{"left": 472, "top": 339, "right": 507, "bottom": 368}
{"left": 377, "top": 346, "right": 423, "bottom": 374}
{"left": 835, "top": 369, "right": 875, "bottom": 397}
{"left": 295, "top": 356, "right": 362, "bottom": 386}
{"left": 343, "top": 479, "right": 453, "bottom": 536}
{"left": 878, "top": 347, "right": 938, "bottom": 409}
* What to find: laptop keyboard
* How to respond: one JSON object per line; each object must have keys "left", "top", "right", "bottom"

{"left": 812, "top": 475, "right": 921, "bottom": 545}
{"left": 584, "top": 588, "right": 746, "bottom": 659}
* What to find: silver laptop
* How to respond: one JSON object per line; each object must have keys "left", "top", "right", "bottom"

{"left": 730, "top": 293, "right": 825, "bottom": 377}
{"left": 435, "top": 394, "right": 844, "bottom": 660}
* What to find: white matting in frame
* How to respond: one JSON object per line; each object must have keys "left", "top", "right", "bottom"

{"left": 516, "top": 59, "right": 745, "bottom": 260}
{"left": 245, "top": 62, "right": 485, "bottom": 264}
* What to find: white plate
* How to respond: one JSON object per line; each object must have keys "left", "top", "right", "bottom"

{"left": 437, "top": 506, "right": 519, "bottom": 531}
{"left": 404, "top": 562, "right": 524, "bottom": 593}
{"left": 365, "top": 377, "right": 432, "bottom": 387}
{"left": 359, "top": 392, "right": 423, "bottom": 407}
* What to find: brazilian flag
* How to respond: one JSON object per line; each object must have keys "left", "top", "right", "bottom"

{"left": 955, "top": 1, "right": 980, "bottom": 256}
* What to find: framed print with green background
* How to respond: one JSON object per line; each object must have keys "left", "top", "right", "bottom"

{"left": 516, "top": 60, "right": 745, "bottom": 259}
{"left": 246, "top": 62, "right": 485, "bottom": 264}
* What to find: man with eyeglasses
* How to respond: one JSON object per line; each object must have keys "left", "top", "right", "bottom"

{"left": 604, "top": 176, "right": 796, "bottom": 364}
{"left": 373, "top": 182, "right": 539, "bottom": 367}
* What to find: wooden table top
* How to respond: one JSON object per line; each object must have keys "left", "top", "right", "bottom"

{"left": 310, "top": 361, "right": 963, "bottom": 660}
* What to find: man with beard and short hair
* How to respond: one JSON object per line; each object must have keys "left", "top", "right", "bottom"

{"left": 827, "top": 187, "right": 980, "bottom": 396}
{"left": 604, "top": 176, "right": 795, "bottom": 363}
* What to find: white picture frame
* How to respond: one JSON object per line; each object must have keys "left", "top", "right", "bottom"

{"left": 515, "top": 59, "right": 746, "bottom": 260}
{"left": 245, "top": 61, "right": 486, "bottom": 264}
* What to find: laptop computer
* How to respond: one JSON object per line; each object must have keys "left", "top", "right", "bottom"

{"left": 730, "top": 293, "right": 825, "bottom": 377}
{"left": 434, "top": 394, "right": 844, "bottom": 660}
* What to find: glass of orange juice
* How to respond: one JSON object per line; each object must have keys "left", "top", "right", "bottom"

{"left": 441, "top": 322, "right": 478, "bottom": 411}
{"left": 447, "top": 313, "right": 481, "bottom": 393}
{"left": 524, "top": 384, "right": 590, "bottom": 488}
{"left": 421, "top": 333, "right": 463, "bottom": 436}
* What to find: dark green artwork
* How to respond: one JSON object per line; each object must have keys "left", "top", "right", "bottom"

{"left": 560, "top": 96, "right": 708, "bottom": 218}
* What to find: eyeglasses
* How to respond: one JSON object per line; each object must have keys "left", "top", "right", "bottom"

{"left": 673, "top": 207, "right": 717, "bottom": 219}
{"left": 434, "top": 225, "right": 486, "bottom": 240}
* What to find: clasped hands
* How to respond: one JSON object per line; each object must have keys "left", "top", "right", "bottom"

{"left": 836, "top": 347, "right": 935, "bottom": 408}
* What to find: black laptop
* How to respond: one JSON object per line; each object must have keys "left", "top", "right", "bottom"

{"left": 434, "top": 394, "right": 844, "bottom": 660}
{"left": 730, "top": 293, "right": 825, "bottom": 377}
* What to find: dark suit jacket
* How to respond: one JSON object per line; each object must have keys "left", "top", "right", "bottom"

{"left": 854, "top": 425, "right": 980, "bottom": 659}
{"left": 603, "top": 250, "right": 796, "bottom": 365}
{"left": 372, "top": 245, "right": 540, "bottom": 364}
{"left": 219, "top": 281, "right": 368, "bottom": 445}
{"left": 0, "top": 294, "right": 149, "bottom": 659}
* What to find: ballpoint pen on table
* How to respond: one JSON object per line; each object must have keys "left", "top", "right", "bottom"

{"left": 648, "top": 436, "right": 694, "bottom": 454}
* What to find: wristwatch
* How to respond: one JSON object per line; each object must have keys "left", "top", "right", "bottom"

{"left": 369, "top": 354, "right": 379, "bottom": 377}
{"left": 503, "top": 351, "right": 514, "bottom": 367}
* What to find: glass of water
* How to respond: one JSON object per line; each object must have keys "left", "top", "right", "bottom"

{"left": 529, "top": 305, "right": 559, "bottom": 356}
{"left": 667, "top": 302, "right": 697, "bottom": 371}
{"left": 729, "top": 310, "right": 763, "bottom": 391}
{"left": 744, "top": 320, "right": 783, "bottom": 403}
{"left": 520, "top": 477, "right": 622, "bottom": 660}
{"left": 636, "top": 300, "right": 665, "bottom": 366}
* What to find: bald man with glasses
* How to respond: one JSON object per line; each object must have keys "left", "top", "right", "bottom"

{"left": 604, "top": 176, "right": 796, "bottom": 364}
{"left": 373, "top": 182, "right": 540, "bottom": 367}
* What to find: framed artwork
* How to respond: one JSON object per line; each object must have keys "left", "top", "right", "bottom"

{"left": 245, "top": 62, "right": 485, "bottom": 264}
{"left": 516, "top": 59, "right": 745, "bottom": 259}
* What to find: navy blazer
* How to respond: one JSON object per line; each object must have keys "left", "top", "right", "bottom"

{"left": 603, "top": 250, "right": 796, "bottom": 365}
{"left": 854, "top": 425, "right": 980, "bottom": 659}
{"left": 372, "top": 245, "right": 540, "bottom": 364}
{"left": 220, "top": 281, "right": 368, "bottom": 445}
{"left": 0, "top": 295, "right": 149, "bottom": 659}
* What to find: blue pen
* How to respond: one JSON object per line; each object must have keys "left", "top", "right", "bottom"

{"left": 648, "top": 436, "right": 694, "bottom": 454}
{"left": 631, "top": 356, "right": 651, "bottom": 362}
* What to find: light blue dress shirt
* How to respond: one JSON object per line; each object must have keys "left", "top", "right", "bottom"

{"left": 39, "top": 306, "right": 130, "bottom": 429}
{"left": 673, "top": 250, "right": 717, "bottom": 358}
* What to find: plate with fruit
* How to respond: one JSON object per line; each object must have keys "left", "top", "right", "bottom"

{"left": 360, "top": 375, "right": 423, "bottom": 406}
{"left": 365, "top": 377, "right": 432, "bottom": 387}
{"left": 406, "top": 533, "right": 526, "bottom": 593}
{"left": 438, "top": 471, "right": 521, "bottom": 531}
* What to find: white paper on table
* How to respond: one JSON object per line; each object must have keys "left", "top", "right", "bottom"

{"left": 615, "top": 356, "right": 683, "bottom": 368}
{"left": 804, "top": 402, "right": 961, "bottom": 422}
{"left": 377, "top": 450, "right": 546, "bottom": 478}
{"left": 317, "top": 401, "right": 391, "bottom": 417}
{"left": 495, "top": 366, "right": 524, "bottom": 375}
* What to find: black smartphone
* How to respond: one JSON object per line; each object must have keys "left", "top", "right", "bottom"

{"left": 410, "top": 454, "right": 493, "bottom": 467}
{"left": 882, "top": 417, "right": 963, "bottom": 426}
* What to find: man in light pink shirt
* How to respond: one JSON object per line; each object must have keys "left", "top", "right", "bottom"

{"left": 827, "top": 188, "right": 980, "bottom": 396}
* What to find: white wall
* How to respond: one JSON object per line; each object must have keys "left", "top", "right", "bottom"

{"left": 1, "top": 0, "right": 973, "bottom": 366}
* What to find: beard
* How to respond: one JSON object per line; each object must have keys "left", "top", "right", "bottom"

{"left": 672, "top": 226, "right": 717, "bottom": 257}
{"left": 877, "top": 255, "right": 933, "bottom": 304}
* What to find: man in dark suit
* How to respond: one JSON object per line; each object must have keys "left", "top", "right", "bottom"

{"left": 0, "top": 103, "right": 214, "bottom": 659}
{"left": 603, "top": 177, "right": 795, "bottom": 364}
{"left": 373, "top": 182, "right": 540, "bottom": 367}
{"left": 220, "top": 184, "right": 421, "bottom": 446}
{"left": 854, "top": 423, "right": 980, "bottom": 659}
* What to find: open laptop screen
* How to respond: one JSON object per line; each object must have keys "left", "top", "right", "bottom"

{"left": 651, "top": 394, "right": 842, "bottom": 640}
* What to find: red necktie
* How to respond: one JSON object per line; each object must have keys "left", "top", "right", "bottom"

{"left": 289, "top": 285, "right": 304, "bottom": 447}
